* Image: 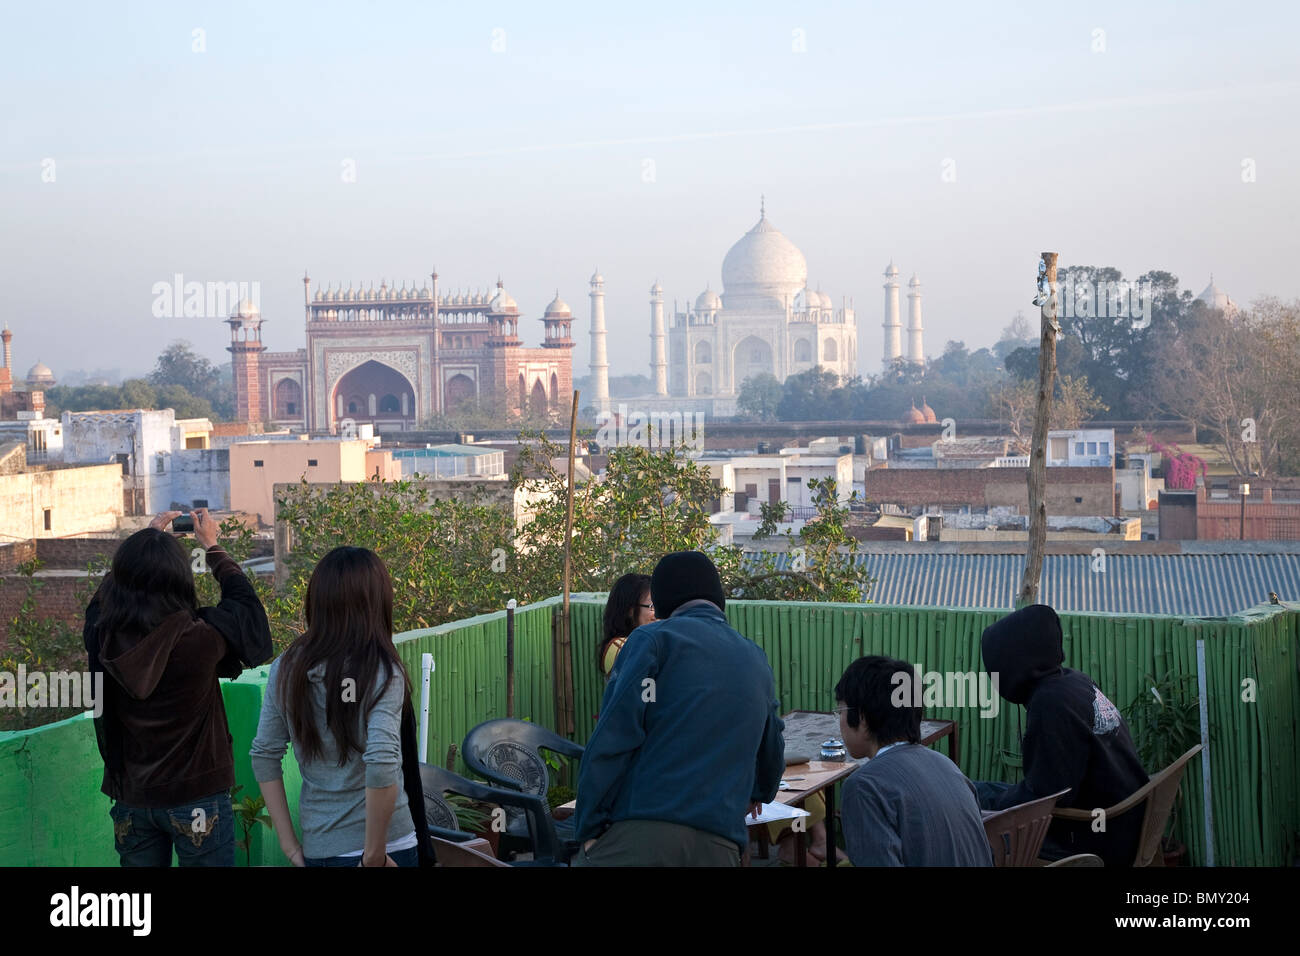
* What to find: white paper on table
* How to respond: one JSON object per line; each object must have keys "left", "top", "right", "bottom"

{"left": 744, "top": 802, "right": 812, "bottom": 826}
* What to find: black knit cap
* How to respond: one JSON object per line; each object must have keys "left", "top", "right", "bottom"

{"left": 651, "top": 550, "right": 726, "bottom": 618}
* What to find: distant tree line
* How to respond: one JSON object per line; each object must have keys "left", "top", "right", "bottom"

{"left": 42, "top": 342, "right": 234, "bottom": 421}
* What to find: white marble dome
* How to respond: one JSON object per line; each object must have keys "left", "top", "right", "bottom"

{"left": 795, "top": 287, "right": 819, "bottom": 312}
{"left": 695, "top": 287, "right": 722, "bottom": 312}
{"left": 1197, "top": 277, "right": 1237, "bottom": 315}
{"left": 231, "top": 298, "right": 260, "bottom": 319}
{"left": 26, "top": 360, "right": 54, "bottom": 384}
{"left": 721, "top": 212, "right": 807, "bottom": 307}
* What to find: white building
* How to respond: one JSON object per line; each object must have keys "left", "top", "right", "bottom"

{"left": 1047, "top": 428, "right": 1115, "bottom": 468}
{"left": 656, "top": 201, "right": 859, "bottom": 415}
{"left": 61, "top": 408, "right": 231, "bottom": 515}
{"left": 0, "top": 413, "right": 63, "bottom": 463}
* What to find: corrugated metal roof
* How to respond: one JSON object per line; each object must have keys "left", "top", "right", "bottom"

{"left": 754, "top": 551, "right": 1300, "bottom": 617}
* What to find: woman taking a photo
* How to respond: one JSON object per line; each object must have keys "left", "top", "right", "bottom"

{"left": 597, "top": 572, "right": 655, "bottom": 680}
{"left": 251, "top": 546, "right": 423, "bottom": 867}
{"left": 85, "top": 509, "right": 273, "bottom": 867}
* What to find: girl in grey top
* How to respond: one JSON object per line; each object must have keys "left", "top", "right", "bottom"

{"left": 251, "top": 547, "right": 417, "bottom": 866}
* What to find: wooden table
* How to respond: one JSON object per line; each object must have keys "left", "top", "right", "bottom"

{"left": 553, "top": 710, "right": 961, "bottom": 868}
{"left": 774, "top": 710, "right": 959, "bottom": 868}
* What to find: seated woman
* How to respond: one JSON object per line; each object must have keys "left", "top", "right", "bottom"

{"left": 251, "top": 546, "right": 420, "bottom": 867}
{"left": 597, "top": 572, "right": 655, "bottom": 680}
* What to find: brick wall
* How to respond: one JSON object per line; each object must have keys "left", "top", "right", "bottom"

{"left": 0, "top": 541, "right": 38, "bottom": 573}
{"left": 35, "top": 538, "right": 121, "bottom": 569}
{"left": 0, "top": 574, "right": 91, "bottom": 648}
{"left": 1195, "top": 485, "right": 1300, "bottom": 540}
{"left": 861, "top": 465, "right": 1115, "bottom": 515}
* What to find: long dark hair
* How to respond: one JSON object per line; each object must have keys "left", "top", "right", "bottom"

{"left": 598, "top": 573, "right": 651, "bottom": 674}
{"left": 96, "top": 528, "right": 198, "bottom": 639}
{"left": 279, "top": 547, "right": 411, "bottom": 764}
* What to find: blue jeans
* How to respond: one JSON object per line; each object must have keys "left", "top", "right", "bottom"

{"left": 109, "top": 791, "right": 235, "bottom": 867}
{"left": 304, "top": 846, "right": 420, "bottom": 867}
{"left": 974, "top": 780, "right": 1013, "bottom": 810}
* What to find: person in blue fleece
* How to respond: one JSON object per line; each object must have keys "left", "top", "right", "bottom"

{"left": 573, "top": 550, "right": 785, "bottom": 866}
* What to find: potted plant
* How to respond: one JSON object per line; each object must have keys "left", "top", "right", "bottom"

{"left": 447, "top": 793, "right": 501, "bottom": 855}
{"left": 1126, "top": 672, "right": 1201, "bottom": 866}
{"left": 230, "top": 785, "right": 272, "bottom": 866}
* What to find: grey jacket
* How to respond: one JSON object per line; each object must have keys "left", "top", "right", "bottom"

{"left": 841, "top": 743, "right": 993, "bottom": 866}
{"left": 250, "top": 657, "right": 414, "bottom": 859}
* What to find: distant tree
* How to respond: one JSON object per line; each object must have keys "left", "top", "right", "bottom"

{"left": 150, "top": 341, "right": 233, "bottom": 419}
{"left": 155, "top": 383, "right": 215, "bottom": 420}
{"left": 736, "top": 372, "right": 782, "bottom": 421}
{"left": 1149, "top": 298, "right": 1300, "bottom": 477}
{"left": 776, "top": 367, "right": 842, "bottom": 421}
{"left": 120, "top": 378, "right": 157, "bottom": 409}
{"left": 991, "top": 374, "right": 1107, "bottom": 453}
{"left": 993, "top": 311, "right": 1036, "bottom": 361}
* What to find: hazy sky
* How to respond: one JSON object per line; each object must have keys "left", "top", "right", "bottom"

{"left": 3, "top": 0, "right": 1297, "bottom": 384}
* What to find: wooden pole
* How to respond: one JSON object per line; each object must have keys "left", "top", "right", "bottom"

{"left": 555, "top": 390, "right": 580, "bottom": 735}
{"left": 1017, "top": 252, "right": 1058, "bottom": 608}
{"left": 505, "top": 598, "right": 516, "bottom": 718}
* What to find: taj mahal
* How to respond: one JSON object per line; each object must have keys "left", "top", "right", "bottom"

{"left": 589, "top": 201, "right": 924, "bottom": 418}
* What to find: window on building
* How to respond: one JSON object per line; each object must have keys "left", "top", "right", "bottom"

{"left": 254, "top": 459, "right": 264, "bottom": 468}
{"left": 193, "top": 499, "right": 208, "bottom": 509}
{"left": 1074, "top": 442, "right": 1085, "bottom": 455}
{"left": 287, "top": 402, "right": 297, "bottom": 415}
{"left": 116, "top": 453, "right": 130, "bottom": 476}
{"left": 787, "top": 476, "right": 802, "bottom": 483}
{"left": 43, "top": 508, "right": 51, "bottom": 531}
{"left": 1086, "top": 442, "right": 1098, "bottom": 455}
{"left": 307, "top": 459, "right": 318, "bottom": 467}
{"left": 1074, "top": 496, "right": 1083, "bottom": 503}
{"left": 155, "top": 454, "right": 165, "bottom": 474}
{"left": 1100, "top": 441, "right": 1110, "bottom": 455}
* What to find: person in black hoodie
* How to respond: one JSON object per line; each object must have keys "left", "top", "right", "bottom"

{"left": 83, "top": 509, "right": 272, "bottom": 866}
{"left": 977, "top": 604, "right": 1148, "bottom": 866}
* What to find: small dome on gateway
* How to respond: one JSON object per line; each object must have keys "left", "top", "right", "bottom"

{"left": 27, "top": 360, "right": 54, "bottom": 384}
{"left": 545, "top": 291, "right": 572, "bottom": 316}
{"left": 489, "top": 280, "right": 519, "bottom": 313}
{"left": 903, "top": 401, "right": 926, "bottom": 425}
{"left": 920, "top": 397, "right": 937, "bottom": 423}
{"left": 695, "top": 287, "right": 722, "bottom": 312}
{"left": 231, "top": 298, "right": 260, "bottom": 319}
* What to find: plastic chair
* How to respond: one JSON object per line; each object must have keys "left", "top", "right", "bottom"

{"left": 418, "top": 762, "right": 571, "bottom": 866}
{"left": 462, "top": 718, "right": 584, "bottom": 847}
{"left": 462, "top": 718, "right": 585, "bottom": 797}
{"left": 1050, "top": 744, "right": 1202, "bottom": 867}
{"left": 983, "top": 788, "right": 1072, "bottom": 866}
{"left": 424, "top": 789, "right": 477, "bottom": 844}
